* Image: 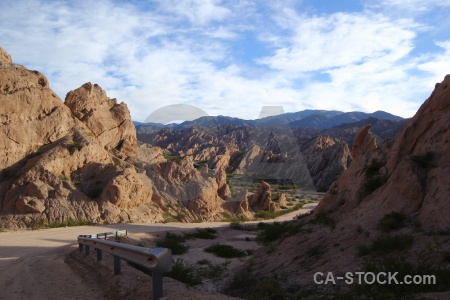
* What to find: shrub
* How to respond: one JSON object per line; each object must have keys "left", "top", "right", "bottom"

{"left": 377, "top": 211, "right": 406, "bottom": 232}
{"left": 67, "top": 140, "right": 83, "bottom": 154}
{"left": 155, "top": 232, "right": 189, "bottom": 255}
{"left": 166, "top": 258, "right": 202, "bottom": 286}
{"left": 185, "top": 227, "right": 218, "bottom": 240}
{"left": 360, "top": 158, "right": 389, "bottom": 197}
{"left": 370, "top": 234, "right": 414, "bottom": 255}
{"left": 256, "top": 221, "right": 302, "bottom": 244}
{"left": 310, "top": 211, "right": 336, "bottom": 229}
{"left": 229, "top": 221, "right": 259, "bottom": 231}
{"left": 411, "top": 151, "right": 435, "bottom": 168}
{"left": 365, "top": 159, "right": 384, "bottom": 177}
{"left": 204, "top": 244, "right": 248, "bottom": 258}
{"left": 306, "top": 244, "right": 325, "bottom": 257}
{"left": 226, "top": 273, "right": 287, "bottom": 299}
{"left": 357, "top": 244, "right": 372, "bottom": 257}
{"left": 339, "top": 256, "right": 450, "bottom": 299}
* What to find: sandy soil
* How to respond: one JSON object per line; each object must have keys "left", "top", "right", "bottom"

{"left": 0, "top": 203, "right": 316, "bottom": 300}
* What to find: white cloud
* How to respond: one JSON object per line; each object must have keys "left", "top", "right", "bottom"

{"left": 0, "top": 0, "right": 449, "bottom": 122}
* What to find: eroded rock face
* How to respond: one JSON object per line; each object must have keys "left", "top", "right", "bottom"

{"left": 0, "top": 48, "right": 163, "bottom": 228}
{"left": 65, "top": 83, "right": 137, "bottom": 159}
{"left": 0, "top": 56, "right": 75, "bottom": 171}
{"left": 248, "top": 181, "right": 279, "bottom": 211}
{"left": 0, "top": 47, "right": 12, "bottom": 66}
{"left": 315, "top": 76, "right": 450, "bottom": 229}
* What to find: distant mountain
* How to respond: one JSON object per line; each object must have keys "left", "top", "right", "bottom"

{"left": 289, "top": 111, "right": 403, "bottom": 129}
{"left": 135, "top": 109, "right": 404, "bottom": 132}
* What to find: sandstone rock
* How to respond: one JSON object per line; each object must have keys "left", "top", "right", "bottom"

{"left": 222, "top": 189, "right": 252, "bottom": 219}
{"left": 278, "top": 192, "right": 287, "bottom": 207}
{"left": 351, "top": 125, "right": 377, "bottom": 158}
{"left": 248, "top": 181, "right": 279, "bottom": 211}
{"left": 65, "top": 82, "right": 137, "bottom": 159}
{"left": 15, "top": 197, "right": 45, "bottom": 214}
{"left": 0, "top": 47, "right": 12, "bottom": 66}
{"left": 0, "top": 55, "right": 75, "bottom": 170}
{"left": 0, "top": 48, "right": 165, "bottom": 228}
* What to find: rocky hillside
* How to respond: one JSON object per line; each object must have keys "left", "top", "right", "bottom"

{"left": 140, "top": 125, "right": 354, "bottom": 191}
{"left": 0, "top": 47, "right": 267, "bottom": 229}
{"left": 238, "top": 75, "right": 450, "bottom": 299}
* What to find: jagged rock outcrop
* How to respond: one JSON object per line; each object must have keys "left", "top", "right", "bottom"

{"left": 0, "top": 47, "right": 12, "bottom": 65}
{"left": 248, "top": 181, "right": 279, "bottom": 211}
{"left": 65, "top": 82, "right": 137, "bottom": 159}
{"left": 0, "top": 53, "right": 76, "bottom": 171}
{"left": 246, "top": 75, "right": 450, "bottom": 295}
{"left": 222, "top": 188, "right": 252, "bottom": 219}
{"left": 316, "top": 75, "right": 450, "bottom": 229}
{"left": 139, "top": 155, "right": 227, "bottom": 221}
{"left": 300, "top": 135, "right": 351, "bottom": 191}
{"left": 278, "top": 192, "right": 287, "bottom": 207}
{"left": 0, "top": 48, "right": 163, "bottom": 228}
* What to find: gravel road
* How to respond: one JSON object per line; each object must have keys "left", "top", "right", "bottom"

{"left": 0, "top": 204, "right": 316, "bottom": 299}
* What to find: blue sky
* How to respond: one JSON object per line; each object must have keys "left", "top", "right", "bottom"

{"left": 1, "top": 0, "right": 449, "bottom": 122}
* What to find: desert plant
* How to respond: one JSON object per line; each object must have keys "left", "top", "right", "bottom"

{"left": 306, "top": 244, "right": 325, "bottom": 257}
{"left": 155, "top": 232, "right": 189, "bottom": 255}
{"left": 67, "top": 140, "right": 83, "bottom": 154}
{"left": 377, "top": 211, "right": 406, "bottom": 232}
{"left": 411, "top": 151, "right": 435, "bottom": 168}
{"left": 184, "top": 227, "right": 218, "bottom": 240}
{"left": 256, "top": 221, "right": 303, "bottom": 244}
{"left": 370, "top": 234, "right": 414, "bottom": 255}
{"left": 204, "top": 244, "right": 248, "bottom": 258}
{"left": 310, "top": 211, "right": 336, "bottom": 229}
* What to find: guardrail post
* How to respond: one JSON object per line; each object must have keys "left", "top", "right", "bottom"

{"left": 96, "top": 249, "right": 102, "bottom": 261}
{"left": 152, "top": 271, "right": 163, "bottom": 300}
{"left": 79, "top": 244, "right": 83, "bottom": 252}
{"left": 114, "top": 255, "right": 121, "bottom": 275}
{"left": 85, "top": 245, "right": 90, "bottom": 256}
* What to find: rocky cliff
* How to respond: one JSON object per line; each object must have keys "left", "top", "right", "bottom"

{"left": 238, "top": 75, "right": 450, "bottom": 298}
{"left": 0, "top": 47, "right": 164, "bottom": 228}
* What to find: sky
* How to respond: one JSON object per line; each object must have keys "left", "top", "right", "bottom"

{"left": 1, "top": 0, "right": 450, "bottom": 122}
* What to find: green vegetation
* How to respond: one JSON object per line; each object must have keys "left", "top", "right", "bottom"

{"left": 26, "top": 151, "right": 40, "bottom": 159}
{"left": 310, "top": 211, "right": 336, "bottom": 229}
{"left": 256, "top": 221, "right": 303, "bottom": 244}
{"left": 254, "top": 203, "right": 304, "bottom": 220}
{"left": 334, "top": 257, "right": 450, "bottom": 299}
{"left": 204, "top": 244, "right": 249, "bottom": 258}
{"left": 67, "top": 140, "right": 83, "bottom": 154}
{"left": 154, "top": 232, "right": 189, "bottom": 255}
{"left": 357, "top": 234, "right": 414, "bottom": 256}
{"left": 27, "top": 217, "right": 93, "bottom": 230}
{"left": 220, "top": 212, "right": 251, "bottom": 222}
{"left": 226, "top": 273, "right": 287, "bottom": 300}
{"left": 163, "top": 153, "right": 184, "bottom": 162}
{"left": 411, "top": 151, "right": 435, "bottom": 168}
{"left": 376, "top": 211, "right": 406, "bottom": 232}
{"left": 184, "top": 227, "right": 218, "bottom": 240}
{"left": 229, "top": 221, "right": 259, "bottom": 231}
{"left": 360, "top": 158, "right": 389, "bottom": 197}
{"left": 165, "top": 258, "right": 230, "bottom": 286}
{"left": 306, "top": 244, "right": 326, "bottom": 257}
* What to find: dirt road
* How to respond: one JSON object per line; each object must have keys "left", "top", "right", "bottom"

{"left": 0, "top": 204, "right": 316, "bottom": 299}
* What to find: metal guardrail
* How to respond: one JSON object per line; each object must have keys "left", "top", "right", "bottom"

{"left": 78, "top": 231, "right": 172, "bottom": 300}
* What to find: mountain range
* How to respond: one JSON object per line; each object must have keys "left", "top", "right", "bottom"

{"left": 134, "top": 109, "right": 403, "bottom": 133}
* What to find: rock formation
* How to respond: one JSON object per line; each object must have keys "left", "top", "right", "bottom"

{"left": 65, "top": 82, "right": 137, "bottom": 159}
{"left": 0, "top": 48, "right": 162, "bottom": 228}
{"left": 248, "top": 181, "right": 279, "bottom": 211}
{"left": 242, "top": 74, "right": 450, "bottom": 299}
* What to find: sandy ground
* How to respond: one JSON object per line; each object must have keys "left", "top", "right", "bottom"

{"left": 0, "top": 204, "right": 316, "bottom": 300}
